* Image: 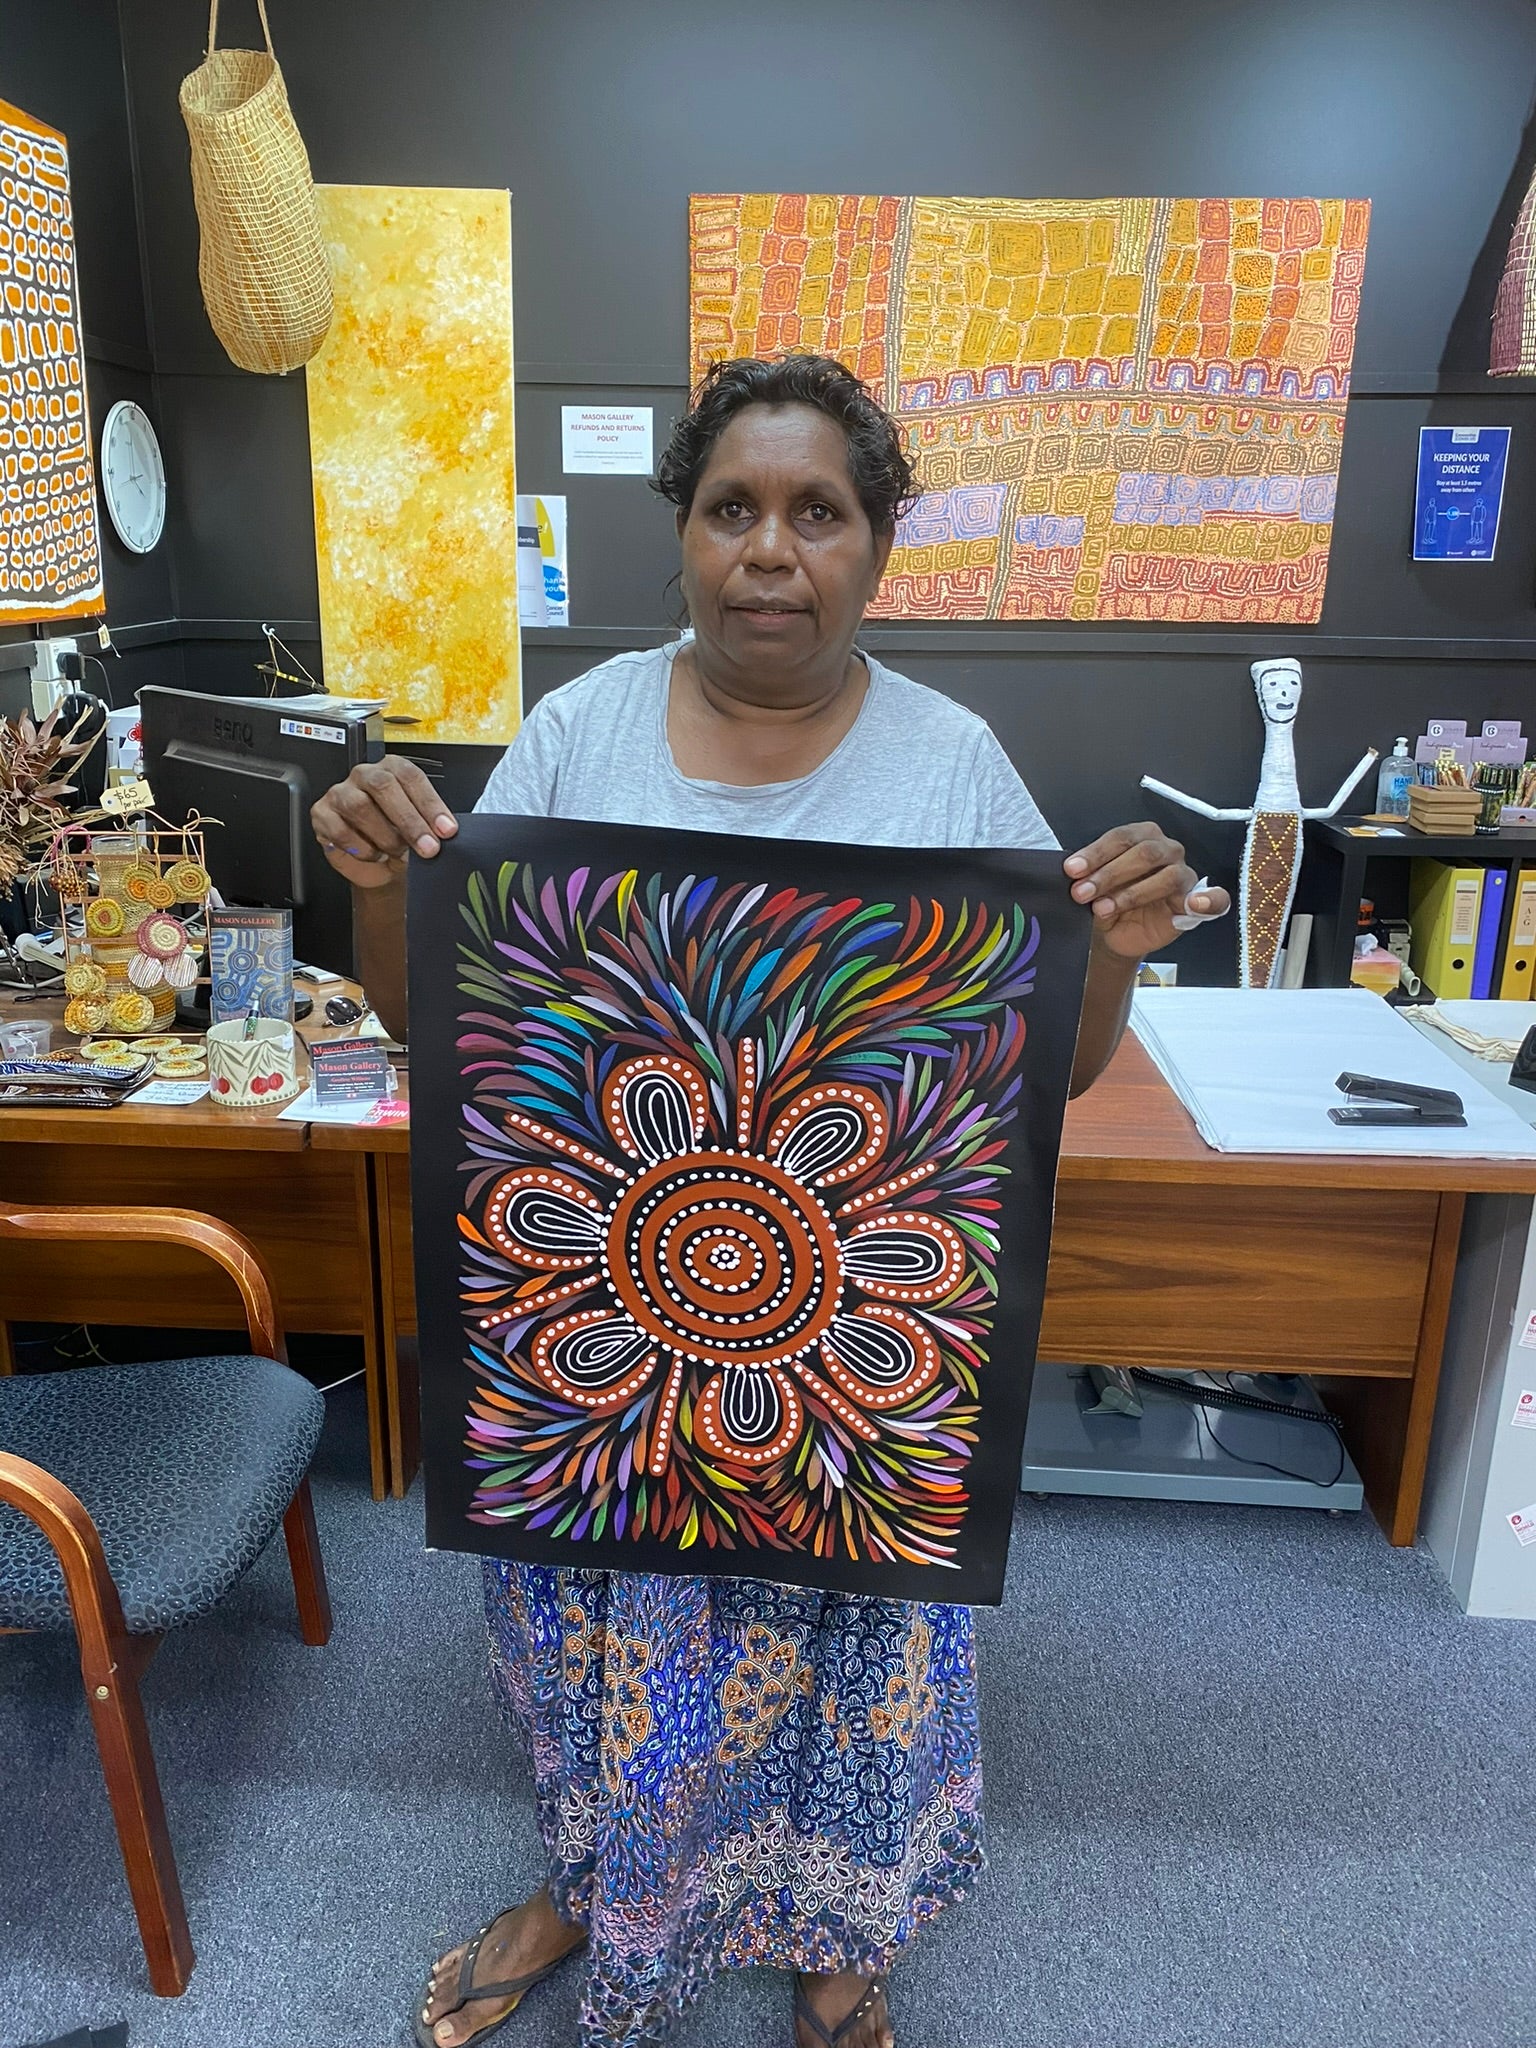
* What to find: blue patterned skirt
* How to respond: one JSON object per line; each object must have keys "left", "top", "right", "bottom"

{"left": 483, "top": 1562, "right": 984, "bottom": 2046}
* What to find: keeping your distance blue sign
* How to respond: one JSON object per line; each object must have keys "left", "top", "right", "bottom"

{"left": 1414, "top": 425, "right": 1511, "bottom": 561}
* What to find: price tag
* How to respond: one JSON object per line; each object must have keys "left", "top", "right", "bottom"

{"left": 1511, "top": 1391, "right": 1536, "bottom": 1431}
{"left": 99, "top": 775, "right": 154, "bottom": 816}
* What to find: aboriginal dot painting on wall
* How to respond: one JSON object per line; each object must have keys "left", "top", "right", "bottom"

{"left": 409, "top": 817, "right": 1090, "bottom": 1604}
{"left": 690, "top": 195, "right": 1370, "bottom": 623}
{"left": 0, "top": 99, "right": 103, "bottom": 623}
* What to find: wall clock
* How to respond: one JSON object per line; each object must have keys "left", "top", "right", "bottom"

{"left": 99, "top": 400, "right": 166, "bottom": 554}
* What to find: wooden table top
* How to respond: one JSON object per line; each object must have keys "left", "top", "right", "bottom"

{"left": 309, "top": 1031, "right": 1536, "bottom": 1194}
{"left": 5, "top": 990, "right": 1534, "bottom": 1193}
{"left": 0, "top": 987, "right": 369, "bottom": 1153}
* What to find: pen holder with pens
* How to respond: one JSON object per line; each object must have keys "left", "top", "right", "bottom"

{"left": 206, "top": 1018, "right": 303, "bottom": 1108}
{"left": 1474, "top": 761, "right": 1521, "bottom": 832}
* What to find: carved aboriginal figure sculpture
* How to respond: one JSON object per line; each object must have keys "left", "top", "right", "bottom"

{"left": 1142, "top": 659, "right": 1377, "bottom": 987}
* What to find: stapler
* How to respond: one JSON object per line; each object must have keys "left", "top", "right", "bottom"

{"left": 1329, "top": 1071, "right": 1466, "bottom": 1128}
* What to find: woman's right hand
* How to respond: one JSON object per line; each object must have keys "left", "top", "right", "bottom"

{"left": 309, "top": 757, "right": 458, "bottom": 889}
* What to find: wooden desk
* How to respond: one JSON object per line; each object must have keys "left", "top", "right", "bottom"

{"left": 0, "top": 998, "right": 394, "bottom": 1499}
{"left": 1045, "top": 1036, "right": 1536, "bottom": 1544}
{"left": 6, "top": 1004, "right": 1532, "bottom": 1537}
{"left": 328, "top": 1038, "right": 1536, "bottom": 1543}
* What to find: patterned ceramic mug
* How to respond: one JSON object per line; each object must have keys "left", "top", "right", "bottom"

{"left": 206, "top": 1018, "right": 303, "bottom": 1109}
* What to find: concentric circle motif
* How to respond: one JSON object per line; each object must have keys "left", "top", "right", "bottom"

{"left": 482, "top": 1046, "right": 969, "bottom": 1478}
{"left": 64, "top": 961, "right": 106, "bottom": 997}
{"left": 109, "top": 990, "right": 155, "bottom": 1032}
{"left": 137, "top": 915, "right": 186, "bottom": 960}
{"left": 606, "top": 1151, "right": 843, "bottom": 1370}
{"left": 165, "top": 860, "right": 210, "bottom": 901}
{"left": 63, "top": 996, "right": 108, "bottom": 1035}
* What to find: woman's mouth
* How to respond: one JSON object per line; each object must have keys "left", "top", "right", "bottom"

{"left": 731, "top": 601, "right": 807, "bottom": 624}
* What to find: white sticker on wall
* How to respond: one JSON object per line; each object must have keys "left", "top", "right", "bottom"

{"left": 1512, "top": 1390, "right": 1536, "bottom": 1430}
{"left": 1517, "top": 1310, "right": 1536, "bottom": 1349}
{"left": 1508, "top": 1505, "right": 1536, "bottom": 1547}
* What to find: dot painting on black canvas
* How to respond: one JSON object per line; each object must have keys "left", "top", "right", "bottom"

{"left": 409, "top": 816, "right": 1090, "bottom": 1604}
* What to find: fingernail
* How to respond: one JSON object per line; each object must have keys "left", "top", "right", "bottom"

{"left": 1094, "top": 897, "right": 1115, "bottom": 916}
{"left": 1072, "top": 881, "right": 1095, "bottom": 900}
{"left": 416, "top": 835, "right": 439, "bottom": 855}
{"left": 1064, "top": 856, "right": 1087, "bottom": 875}
{"left": 435, "top": 815, "right": 456, "bottom": 834}
{"left": 1191, "top": 894, "right": 1210, "bottom": 911}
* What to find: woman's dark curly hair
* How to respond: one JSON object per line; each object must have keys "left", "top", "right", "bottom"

{"left": 654, "top": 354, "right": 919, "bottom": 534}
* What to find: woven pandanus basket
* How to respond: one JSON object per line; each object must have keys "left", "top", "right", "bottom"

{"left": 179, "top": 0, "right": 333, "bottom": 375}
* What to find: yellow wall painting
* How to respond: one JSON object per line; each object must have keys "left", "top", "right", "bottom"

{"left": 0, "top": 98, "right": 103, "bottom": 622}
{"left": 307, "top": 186, "right": 521, "bottom": 745}
{"left": 691, "top": 195, "right": 1370, "bottom": 623}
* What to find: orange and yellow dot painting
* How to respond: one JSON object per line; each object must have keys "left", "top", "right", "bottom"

{"left": 690, "top": 195, "right": 1370, "bottom": 623}
{"left": 0, "top": 99, "right": 103, "bottom": 624}
{"left": 307, "top": 185, "right": 522, "bottom": 746}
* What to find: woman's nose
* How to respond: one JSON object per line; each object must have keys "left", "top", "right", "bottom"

{"left": 743, "top": 511, "right": 796, "bottom": 569}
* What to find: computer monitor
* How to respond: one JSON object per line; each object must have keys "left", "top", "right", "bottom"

{"left": 139, "top": 686, "right": 384, "bottom": 976}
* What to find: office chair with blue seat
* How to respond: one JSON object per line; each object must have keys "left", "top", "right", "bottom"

{"left": 0, "top": 1204, "right": 332, "bottom": 1996}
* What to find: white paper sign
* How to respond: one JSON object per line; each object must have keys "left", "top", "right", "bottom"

{"left": 1507, "top": 1504, "right": 1536, "bottom": 1547}
{"left": 562, "top": 406, "right": 653, "bottom": 475}
{"left": 132, "top": 1080, "right": 209, "bottom": 1105}
{"left": 1518, "top": 1310, "right": 1536, "bottom": 1350}
{"left": 1512, "top": 1390, "right": 1536, "bottom": 1430}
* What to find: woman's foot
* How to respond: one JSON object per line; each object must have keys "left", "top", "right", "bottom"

{"left": 794, "top": 1971, "right": 895, "bottom": 2048}
{"left": 419, "top": 1890, "right": 585, "bottom": 2047}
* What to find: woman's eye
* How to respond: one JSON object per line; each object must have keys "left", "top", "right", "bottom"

{"left": 716, "top": 499, "right": 749, "bottom": 520}
{"left": 803, "top": 503, "right": 836, "bottom": 523}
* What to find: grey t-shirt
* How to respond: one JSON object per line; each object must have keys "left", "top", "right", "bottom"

{"left": 476, "top": 640, "right": 1058, "bottom": 851}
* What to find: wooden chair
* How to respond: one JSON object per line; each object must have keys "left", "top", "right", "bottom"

{"left": 0, "top": 1204, "right": 333, "bottom": 1996}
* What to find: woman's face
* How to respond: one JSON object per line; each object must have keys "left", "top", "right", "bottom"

{"left": 677, "top": 402, "right": 894, "bottom": 691}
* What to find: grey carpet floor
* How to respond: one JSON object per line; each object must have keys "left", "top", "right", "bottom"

{"left": 3, "top": 1376, "right": 1534, "bottom": 2048}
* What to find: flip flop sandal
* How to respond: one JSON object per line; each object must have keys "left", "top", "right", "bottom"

{"left": 413, "top": 1922, "right": 582, "bottom": 2048}
{"left": 793, "top": 1973, "right": 891, "bottom": 2046}
{"left": 794, "top": 1974, "right": 888, "bottom": 2039}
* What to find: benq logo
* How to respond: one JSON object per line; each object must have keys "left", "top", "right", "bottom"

{"left": 212, "top": 715, "right": 254, "bottom": 748}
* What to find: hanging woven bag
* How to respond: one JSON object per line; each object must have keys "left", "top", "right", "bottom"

{"left": 179, "top": 0, "right": 333, "bottom": 375}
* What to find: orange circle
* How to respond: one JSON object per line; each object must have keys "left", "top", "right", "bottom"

{"left": 606, "top": 1150, "right": 842, "bottom": 1368}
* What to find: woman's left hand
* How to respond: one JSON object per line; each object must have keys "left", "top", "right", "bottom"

{"left": 1064, "top": 823, "right": 1231, "bottom": 959}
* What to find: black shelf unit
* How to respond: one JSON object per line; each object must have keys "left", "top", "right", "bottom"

{"left": 1301, "top": 819, "right": 1536, "bottom": 989}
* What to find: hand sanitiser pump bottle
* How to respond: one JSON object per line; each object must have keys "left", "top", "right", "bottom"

{"left": 1376, "top": 737, "right": 1413, "bottom": 817}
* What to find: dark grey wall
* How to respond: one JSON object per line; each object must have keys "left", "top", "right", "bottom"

{"left": 0, "top": 0, "right": 176, "bottom": 675}
{"left": 20, "top": 0, "right": 1536, "bottom": 978}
